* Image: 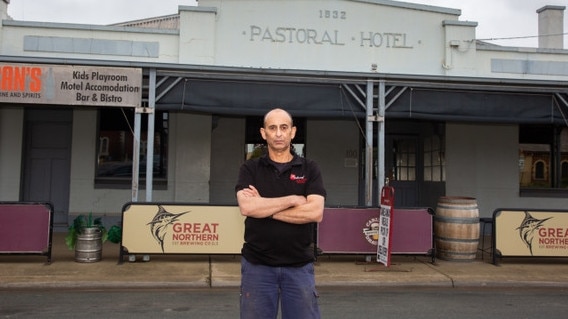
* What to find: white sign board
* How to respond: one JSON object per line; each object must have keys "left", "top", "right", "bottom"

{"left": 377, "top": 205, "right": 392, "bottom": 266}
{"left": 0, "top": 63, "right": 142, "bottom": 107}
{"left": 377, "top": 186, "right": 395, "bottom": 267}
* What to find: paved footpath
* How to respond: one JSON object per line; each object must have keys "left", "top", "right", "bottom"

{"left": 1, "top": 234, "right": 568, "bottom": 289}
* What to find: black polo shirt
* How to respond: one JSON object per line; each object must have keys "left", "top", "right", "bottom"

{"left": 235, "top": 154, "right": 326, "bottom": 267}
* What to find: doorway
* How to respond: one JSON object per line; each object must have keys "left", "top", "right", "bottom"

{"left": 22, "top": 109, "right": 72, "bottom": 231}
{"left": 385, "top": 135, "right": 420, "bottom": 207}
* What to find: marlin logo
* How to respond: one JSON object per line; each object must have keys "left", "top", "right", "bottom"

{"left": 516, "top": 211, "right": 552, "bottom": 255}
{"left": 147, "top": 205, "right": 190, "bottom": 252}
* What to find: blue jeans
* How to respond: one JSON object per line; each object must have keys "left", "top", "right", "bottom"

{"left": 240, "top": 257, "right": 320, "bottom": 319}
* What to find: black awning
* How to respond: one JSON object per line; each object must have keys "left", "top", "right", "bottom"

{"left": 154, "top": 77, "right": 568, "bottom": 125}
{"left": 386, "top": 88, "right": 567, "bottom": 124}
{"left": 155, "top": 78, "right": 365, "bottom": 118}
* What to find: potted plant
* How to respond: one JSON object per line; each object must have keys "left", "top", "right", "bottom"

{"left": 65, "top": 213, "right": 108, "bottom": 263}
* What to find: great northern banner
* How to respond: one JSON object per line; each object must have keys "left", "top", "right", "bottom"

{"left": 122, "top": 204, "right": 245, "bottom": 254}
{"left": 495, "top": 209, "right": 568, "bottom": 257}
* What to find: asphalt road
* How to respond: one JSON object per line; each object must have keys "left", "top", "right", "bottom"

{"left": 1, "top": 287, "right": 567, "bottom": 318}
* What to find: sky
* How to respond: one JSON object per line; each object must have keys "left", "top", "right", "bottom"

{"left": 5, "top": 0, "right": 568, "bottom": 47}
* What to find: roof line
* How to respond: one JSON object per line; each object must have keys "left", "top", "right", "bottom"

{"left": 348, "top": 0, "right": 461, "bottom": 16}
{"left": 2, "top": 19, "right": 178, "bottom": 35}
{"left": 2, "top": 54, "right": 568, "bottom": 92}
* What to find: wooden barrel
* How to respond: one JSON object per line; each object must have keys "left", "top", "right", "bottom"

{"left": 434, "top": 196, "right": 480, "bottom": 261}
{"left": 75, "top": 227, "right": 102, "bottom": 263}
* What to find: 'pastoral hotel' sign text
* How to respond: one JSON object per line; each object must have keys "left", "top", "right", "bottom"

{"left": 0, "top": 64, "right": 142, "bottom": 107}
{"left": 245, "top": 9, "right": 414, "bottom": 49}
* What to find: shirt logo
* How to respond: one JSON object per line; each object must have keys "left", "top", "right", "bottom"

{"left": 290, "top": 173, "right": 307, "bottom": 184}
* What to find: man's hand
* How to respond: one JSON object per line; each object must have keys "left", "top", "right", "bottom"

{"left": 240, "top": 185, "right": 261, "bottom": 198}
{"left": 237, "top": 185, "right": 306, "bottom": 219}
{"left": 272, "top": 194, "right": 324, "bottom": 224}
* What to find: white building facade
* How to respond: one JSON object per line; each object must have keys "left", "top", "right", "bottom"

{"left": 1, "top": 0, "right": 568, "bottom": 230}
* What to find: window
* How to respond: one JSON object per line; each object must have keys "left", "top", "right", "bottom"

{"left": 423, "top": 135, "right": 445, "bottom": 182}
{"left": 534, "top": 161, "right": 546, "bottom": 180}
{"left": 244, "top": 116, "right": 305, "bottom": 159}
{"left": 95, "top": 108, "right": 168, "bottom": 188}
{"left": 562, "top": 161, "right": 568, "bottom": 182}
{"left": 519, "top": 125, "right": 568, "bottom": 195}
{"left": 99, "top": 136, "right": 109, "bottom": 157}
{"left": 392, "top": 138, "right": 416, "bottom": 181}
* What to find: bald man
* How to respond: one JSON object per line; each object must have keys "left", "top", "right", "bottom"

{"left": 236, "top": 108, "right": 326, "bottom": 319}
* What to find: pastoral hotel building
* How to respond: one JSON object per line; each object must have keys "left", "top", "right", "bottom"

{"left": 1, "top": 0, "right": 568, "bottom": 231}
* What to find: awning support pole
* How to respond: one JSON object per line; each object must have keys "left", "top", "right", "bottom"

{"left": 365, "top": 79, "right": 374, "bottom": 206}
{"left": 131, "top": 111, "right": 141, "bottom": 202}
{"left": 145, "top": 68, "right": 156, "bottom": 202}
{"left": 377, "top": 80, "right": 386, "bottom": 196}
